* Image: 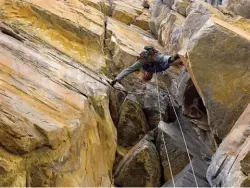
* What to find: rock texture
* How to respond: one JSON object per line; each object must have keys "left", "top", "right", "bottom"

{"left": 117, "top": 96, "right": 149, "bottom": 147}
{"left": 114, "top": 135, "right": 161, "bottom": 187}
{"left": 164, "top": 158, "right": 210, "bottom": 187}
{"left": 1, "top": 0, "right": 250, "bottom": 187}
{"left": 222, "top": 0, "right": 250, "bottom": 19}
{"left": 0, "top": 0, "right": 118, "bottom": 186}
{"left": 180, "top": 7, "right": 250, "bottom": 138}
{"left": 207, "top": 104, "right": 250, "bottom": 187}
{"left": 158, "top": 12, "right": 185, "bottom": 54}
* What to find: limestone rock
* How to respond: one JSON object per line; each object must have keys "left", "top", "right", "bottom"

{"left": 222, "top": 0, "right": 250, "bottom": 19}
{"left": 180, "top": 10, "right": 250, "bottom": 138}
{"left": 117, "top": 95, "right": 149, "bottom": 147}
{"left": 114, "top": 137, "right": 161, "bottom": 187}
{"left": 207, "top": 104, "right": 250, "bottom": 187}
{"left": 158, "top": 12, "right": 185, "bottom": 54}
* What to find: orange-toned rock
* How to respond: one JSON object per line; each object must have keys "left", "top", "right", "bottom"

{"left": 180, "top": 9, "right": 250, "bottom": 138}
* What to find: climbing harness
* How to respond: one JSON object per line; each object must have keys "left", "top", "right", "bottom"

{"left": 155, "top": 70, "right": 199, "bottom": 188}
{"left": 155, "top": 69, "right": 176, "bottom": 187}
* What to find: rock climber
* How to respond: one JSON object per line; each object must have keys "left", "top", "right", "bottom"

{"left": 110, "top": 46, "right": 182, "bottom": 86}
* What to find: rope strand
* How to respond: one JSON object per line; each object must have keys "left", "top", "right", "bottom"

{"left": 165, "top": 84, "right": 199, "bottom": 188}
{"left": 155, "top": 70, "right": 176, "bottom": 187}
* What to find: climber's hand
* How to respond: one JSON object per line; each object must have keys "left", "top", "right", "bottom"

{"left": 110, "top": 80, "right": 117, "bottom": 87}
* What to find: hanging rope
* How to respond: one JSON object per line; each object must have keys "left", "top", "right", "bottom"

{"left": 155, "top": 70, "right": 176, "bottom": 187}
{"left": 155, "top": 70, "right": 199, "bottom": 188}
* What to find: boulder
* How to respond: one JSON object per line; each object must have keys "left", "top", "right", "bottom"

{"left": 111, "top": 0, "right": 144, "bottom": 25}
{"left": 207, "top": 104, "right": 250, "bottom": 187}
{"left": 114, "top": 136, "right": 161, "bottom": 187}
{"left": 174, "top": 0, "right": 192, "bottom": 16}
{"left": 158, "top": 12, "right": 185, "bottom": 54}
{"left": 222, "top": 0, "right": 250, "bottom": 19}
{"left": 117, "top": 95, "right": 149, "bottom": 147}
{"left": 180, "top": 8, "right": 250, "bottom": 138}
{"left": 134, "top": 11, "right": 151, "bottom": 31}
{"left": 163, "top": 158, "right": 211, "bottom": 187}
{"left": 157, "top": 121, "right": 189, "bottom": 181}
{"left": 149, "top": 0, "right": 171, "bottom": 36}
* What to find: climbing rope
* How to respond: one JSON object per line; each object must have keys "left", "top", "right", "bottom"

{"left": 155, "top": 71, "right": 199, "bottom": 188}
{"left": 155, "top": 70, "right": 176, "bottom": 187}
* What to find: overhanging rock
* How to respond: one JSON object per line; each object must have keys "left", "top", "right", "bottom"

{"left": 180, "top": 13, "right": 250, "bottom": 138}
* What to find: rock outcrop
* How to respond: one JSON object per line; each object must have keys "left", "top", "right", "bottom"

{"left": 207, "top": 104, "right": 250, "bottom": 187}
{"left": 1, "top": 0, "right": 250, "bottom": 187}
{"left": 222, "top": 0, "right": 250, "bottom": 19}
{"left": 114, "top": 135, "right": 161, "bottom": 187}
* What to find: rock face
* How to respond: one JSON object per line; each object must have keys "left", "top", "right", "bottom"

{"left": 114, "top": 135, "right": 161, "bottom": 187}
{"left": 157, "top": 121, "right": 189, "bottom": 182}
{"left": 0, "top": 0, "right": 118, "bottom": 186}
{"left": 164, "top": 158, "right": 211, "bottom": 187}
{"left": 158, "top": 12, "right": 185, "bottom": 54}
{"left": 1, "top": 0, "right": 250, "bottom": 187}
{"left": 180, "top": 7, "right": 250, "bottom": 138}
{"left": 222, "top": 0, "right": 250, "bottom": 19}
{"left": 117, "top": 96, "right": 149, "bottom": 147}
{"left": 149, "top": 0, "right": 171, "bottom": 36}
{"left": 207, "top": 104, "right": 250, "bottom": 187}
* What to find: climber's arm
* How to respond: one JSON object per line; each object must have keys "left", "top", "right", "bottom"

{"left": 169, "top": 54, "right": 182, "bottom": 67}
{"left": 114, "top": 61, "right": 144, "bottom": 81}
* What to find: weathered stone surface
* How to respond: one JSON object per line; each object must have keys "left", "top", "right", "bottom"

{"left": 160, "top": 115, "right": 213, "bottom": 157}
{"left": 163, "top": 0, "right": 175, "bottom": 7}
{"left": 149, "top": 0, "right": 171, "bottom": 36}
{"left": 114, "top": 136, "right": 161, "bottom": 187}
{"left": 134, "top": 11, "right": 151, "bottom": 31}
{"left": 79, "top": 0, "right": 112, "bottom": 15}
{"left": 158, "top": 12, "right": 185, "bottom": 54}
{"left": 157, "top": 121, "right": 189, "bottom": 182}
{"left": 174, "top": 0, "right": 191, "bottom": 16}
{"left": 186, "top": 0, "right": 224, "bottom": 16}
{"left": 117, "top": 95, "right": 149, "bottom": 147}
{"left": 0, "top": 0, "right": 117, "bottom": 185}
{"left": 180, "top": 11, "right": 250, "bottom": 138}
{"left": 0, "top": 0, "right": 106, "bottom": 71}
{"left": 207, "top": 104, "right": 250, "bottom": 187}
{"left": 163, "top": 158, "right": 210, "bottom": 187}
{"left": 111, "top": 0, "right": 145, "bottom": 25}
{"left": 113, "top": 145, "right": 130, "bottom": 173}
{"left": 222, "top": 0, "right": 250, "bottom": 19}
{"left": 106, "top": 17, "right": 163, "bottom": 71}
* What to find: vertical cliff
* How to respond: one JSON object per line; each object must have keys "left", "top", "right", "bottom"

{"left": 0, "top": 0, "right": 249, "bottom": 187}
